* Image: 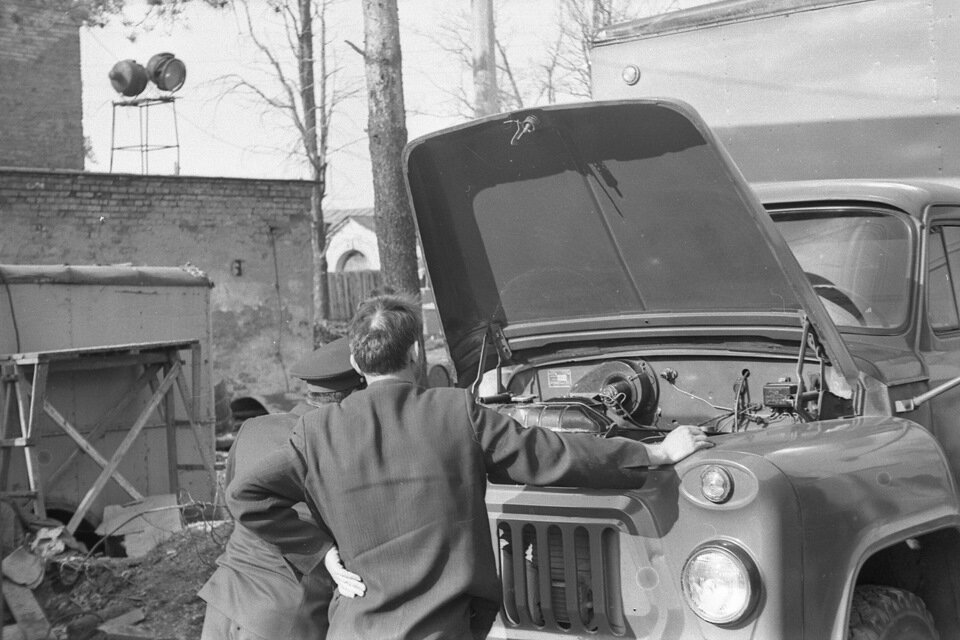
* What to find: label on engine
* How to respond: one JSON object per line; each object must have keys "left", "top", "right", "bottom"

{"left": 546, "top": 369, "right": 572, "bottom": 388}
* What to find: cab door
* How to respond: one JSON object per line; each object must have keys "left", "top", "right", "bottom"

{"left": 920, "top": 206, "right": 960, "bottom": 485}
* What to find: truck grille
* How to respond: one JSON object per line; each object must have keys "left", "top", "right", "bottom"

{"left": 498, "top": 520, "right": 625, "bottom": 636}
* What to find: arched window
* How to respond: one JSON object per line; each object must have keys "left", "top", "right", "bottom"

{"left": 338, "top": 250, "right": 370, "bottom": 272}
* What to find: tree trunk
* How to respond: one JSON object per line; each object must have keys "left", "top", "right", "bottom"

{"left": 299, "top": 0, "right": 332, "bottom": 346}
{"left": 361, "top": 0, "right": 420, "bottom": 296}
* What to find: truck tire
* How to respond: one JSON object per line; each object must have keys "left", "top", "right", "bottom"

{"left": 848, "top": 585, "right": 939, "bottom": 640}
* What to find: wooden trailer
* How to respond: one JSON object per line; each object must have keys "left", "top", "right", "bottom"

{"left": 0, "top": 264, "right": 217, "bottom": 540}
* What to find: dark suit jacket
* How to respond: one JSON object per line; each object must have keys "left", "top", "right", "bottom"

{"left": 227, "top": 379, "right": 655, "bottom": 640}
{"left": 199, "top": 403, "right": 335, "bottom": 639}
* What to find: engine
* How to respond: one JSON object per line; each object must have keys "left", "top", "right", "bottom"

{"left": 484, "top": 359, "right": 661, "bottom": 438}
{"left": 481, "top": 356, "right": 851, "bottom": 437}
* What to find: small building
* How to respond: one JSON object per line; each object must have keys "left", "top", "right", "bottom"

{"left": 326, "top": 208, "right": 379, "bottom": 272}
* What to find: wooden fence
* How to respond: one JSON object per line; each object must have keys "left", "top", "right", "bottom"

{"left": 328, "top": 270, "right": 382, "bottom": 321}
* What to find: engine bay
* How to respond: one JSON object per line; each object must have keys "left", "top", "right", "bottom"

{"left": 480, "top": 350, "right": 855, "bottom": 440}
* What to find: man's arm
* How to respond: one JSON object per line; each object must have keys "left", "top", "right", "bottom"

{"left": 226, "top": 419, "right": 332, "bottom": 575}
{"left": 467, "top": 393, "right": 711, "bottom": 488}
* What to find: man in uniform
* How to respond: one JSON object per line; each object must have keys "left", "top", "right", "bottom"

{"left": 199, "top": 337, "right": 366, "bottom": 640}
{"left": 228, "top": 294, "right": 712, "bottom": 640}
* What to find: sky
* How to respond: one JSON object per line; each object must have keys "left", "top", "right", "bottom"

{"left": 80, "top": 0, "right": 701, "bottom": 209}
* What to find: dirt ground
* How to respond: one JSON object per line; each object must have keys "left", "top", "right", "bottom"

{"left": 30, "top": 520, "right": 232, "bottom": 640}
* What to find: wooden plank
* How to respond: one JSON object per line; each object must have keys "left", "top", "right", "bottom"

{"left": 0, "top": 370, "right": 14, "bottom": 493}
{"left": 42, "top": 401, "right": 143, "bottom": 501}
{"left": 11, "top": 368, "right": 29, "bottom": 443}
{"left": 13, "top": 368, "right": 45, "bottom": 519}
{"left": 34, "top": 353, "right": 170, "bottom": 373}
{"left": 163, "top": 359, "right": 178, "bottom": 496}
{"left": 25, "top": 363, "right": 47, "bottom": 439}
{"left": 100, "top": 607, "right": 145, "bottom": 628}
{"left": 46, "top": 364, "right": 160, "bottom": 490}
{"left": 173, "top": 368, "right": 216, "bottom": 492}
{"left": 174, "top": 369, "right": 213, "bottom": 471}
{"left": 190, "top": 342, "right": 201, "bottom": 425}
{"left": 0, "top": 340, "right": 200, "bottom": 366}
{"left": 66, "top": 362, "right": 180, "bottom": 534}
{"left": 24, "top": 365, "right": 46, "bottom": 518}
{"left": 1, "top": 580, "right": 50, "bottom": 640}
{"left": 101, "top": 628, "right": 176, "bottom": 640}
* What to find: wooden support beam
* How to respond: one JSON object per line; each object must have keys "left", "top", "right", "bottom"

{"left": 12, "top": 366, "right": 46, "bottom": 518}
{"left": 35, "top": 353, "right": 169, "bottom": 373}
{"left": 174, "top": 366, "right": 215, "bottom": 478}
{"left": 66, "top": 362, "right": 180, "bottom": 534}
{"left": 25, "top": 363, "right": 47, "bottom": 439}
{"left": 42, "top": 401, "right": 143, "bottom": 501}
{"left": 163, "top": 358, "right": 178, "bottom": 496}
{"left": 191, "top": 342, "right": 201, "bottom": 425}
{"left": 1, "top": 580, "right": 50, "bottom": 640}
{"left": 0, "top": 371, "right": 13, "bottom": 493}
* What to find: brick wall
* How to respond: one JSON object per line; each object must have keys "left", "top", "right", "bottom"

{"left": 0, "top": 168, "right": 321, "bottom": 403}
{"left": 0, "top": 1, "right": 84, "bottom": 170}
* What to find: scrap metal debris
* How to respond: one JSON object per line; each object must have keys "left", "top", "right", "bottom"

{"left": 2, "top": 498, "right": 230, "bottom": 640}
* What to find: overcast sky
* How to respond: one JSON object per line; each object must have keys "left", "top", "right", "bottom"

{"left": 80, "top": 0, "right": 700, "bottom": 209}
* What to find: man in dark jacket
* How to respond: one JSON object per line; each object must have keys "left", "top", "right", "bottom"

{"left": 227, "top": 294, "right": 711, "bottom": 640}
{"left": 199, "top": 337, "right": 366, "bottom": 640}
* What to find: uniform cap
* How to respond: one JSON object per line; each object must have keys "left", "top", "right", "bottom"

{"left": 289, "top": 336, "right": 363, "bottom": 392}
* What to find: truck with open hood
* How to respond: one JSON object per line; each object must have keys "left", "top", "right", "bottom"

{"left": 404, "top": 98, "right": 960, "bottom": 639}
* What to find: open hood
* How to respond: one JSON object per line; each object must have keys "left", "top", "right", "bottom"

{"left": 404, "top": 100, "right": 857, "bottom": 386}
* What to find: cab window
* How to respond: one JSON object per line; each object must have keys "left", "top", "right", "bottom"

{"left": 928, "top": 224, "right": 960, "bottom": 333}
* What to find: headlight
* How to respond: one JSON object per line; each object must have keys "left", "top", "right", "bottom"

{"left": 681, "top": 540, "right": 760, "bottom": 625}
{"left": 700, "top": 465, "right": 733, "bottom": 503}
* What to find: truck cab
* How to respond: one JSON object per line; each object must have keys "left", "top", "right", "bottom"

{"left": 758, "top": 179, "right": 960, "bottom": 486}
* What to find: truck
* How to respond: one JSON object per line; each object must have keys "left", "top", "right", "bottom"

{"left": 0, "top": 264, "right": 217, "bottom": 549}
{"left": 399, "top": 3, "right": 960, "bottom": 638}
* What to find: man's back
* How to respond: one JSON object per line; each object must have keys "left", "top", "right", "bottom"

{"left": 299, "top": 379, "right": 497, "bottom": 640}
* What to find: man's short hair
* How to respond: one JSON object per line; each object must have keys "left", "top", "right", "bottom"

{"left": 349, "top": 293, "right": 423, "bottom": 375}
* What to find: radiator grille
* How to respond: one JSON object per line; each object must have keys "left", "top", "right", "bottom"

{"left": 498, "top": 520, "right": 625, "bottom": 636}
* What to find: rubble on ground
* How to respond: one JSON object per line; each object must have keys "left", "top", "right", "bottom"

{"left": 3, "top": 502, "right": 231, "bottom": 640}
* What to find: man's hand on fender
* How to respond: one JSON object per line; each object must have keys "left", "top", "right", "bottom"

{"left": 324, "top": 546, "right": 366, "bottom": 598}
{"left": 645, "top": 425, "right": 713, "bottom": 465}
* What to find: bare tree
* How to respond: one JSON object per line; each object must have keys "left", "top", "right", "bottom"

{"left": 421, "top": 0, "right": 684, "bottom": 117}
{"left": 219, "top": 0, "right": 360, "bottom": 345}
{"left": 550, "top": 0, "right": 685, "bottom": 98}
{"left": 360, "top": 0, "right": 419, "bottom": 296}
{"left": 424, "top": 6, "right": 527, "bottom": 117}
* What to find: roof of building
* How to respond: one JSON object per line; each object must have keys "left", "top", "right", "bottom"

{"left": 327, "top": 208, "right": 376, "bottom": 235}
{"left": 325, "top": 207, "right": 375, "bottom": 229}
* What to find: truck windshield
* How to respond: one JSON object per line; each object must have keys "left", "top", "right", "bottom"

{"left": 772, "top": 209, "right": 912, "bottom": 331}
